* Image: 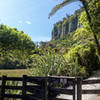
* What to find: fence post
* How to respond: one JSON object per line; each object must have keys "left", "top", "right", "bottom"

{"left": 77, "top": 77, "right": 82, "bottom": 100}
{"left": 73, "top": 79, "right": 76, "bottom": 100}
{"left": 42, "top": 78, "right": 48, "bottom": 100}
{"left": 1, "top": 75, "right": 7, "bottom": 100}
{"left": 22, "top": 75, "right": 27, "bottom": 100}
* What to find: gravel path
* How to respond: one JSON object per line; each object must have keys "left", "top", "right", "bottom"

{"left": 57, "top": 70, "right": 100, "bottom": 100}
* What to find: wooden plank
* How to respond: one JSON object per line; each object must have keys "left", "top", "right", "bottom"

{"left": 49, "top": 97, "right": 71, "bottom": 100}
{"left": 48, "top": 78, "right": 74, "bottom": 86}
{"left": 72, "top": 80, "right": 75, "bottom": 100}
{"left": 27, "top": 76, "right": 47, "bottom": 79}
{"left": 26, "top": 93, "right": 42, "bottom": 98}
{"left": 55, "top": 99, "right": 71, "bottom": 100}
{"left": 1, "top": 75, "right": 7, "bottom": 100}
{"left": 49, "top": 78, "right": 74, "bottom": 83}
{"left": 49, "top": 76, "right": 75, "bottom": 79}
{"left": 49, "top": 88, "right": 73, "bottom": 95}
{"left": 82, "top": 79, "right": 100, "bottom": 84}
{"left": 26, "top": 77, "right": 43, "bottom": 85}
{"left": 26, "top": 87, "right": 41, "bottom": 94}
{"left": 26, "top": 85, "right": 42, "bottom": 90}
{"left": 26, "top": 76, "right": 46, "bottom": 81}
{"left": 26, "top": 94, "right": 40, "bottom": 100}
{"left": 26, "top": 85, "right": 42, "bottom": 95}
{"left": 77, "top": 77, "right": 82, "bottom": 100}
{"left": 5, "top": 77, "right": 22, "bottom": 81}
{"left": 82, "top": 89, "right": 100, "bottom": 94}
{"left": 5, "top": 86, "right": 22, "bottom": 90}
{"left": 22, "top": 75, "right": 27, "bottom": 100}
{"left": 43, "top": 79, "right": 48, "bottom": 100}
{"left": 4, "top": 94, "right": 22, "bottom": 98}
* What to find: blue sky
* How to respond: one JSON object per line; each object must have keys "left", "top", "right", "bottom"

{"left": 0, "top": 0, "right": 82, "bottom": 42}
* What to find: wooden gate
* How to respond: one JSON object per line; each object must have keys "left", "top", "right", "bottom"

{"left": 48, "top": 76, "right": 76, "bottom": 100}
{"left": 0, "top": 75, "right": 76, "bottom": 100}
{"left": 77, "top": 78, "right": 100, "bottom": 100}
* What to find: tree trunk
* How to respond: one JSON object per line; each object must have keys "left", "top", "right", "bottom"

{"left": 82, "top": 0, "right": 100, "bottom": 59}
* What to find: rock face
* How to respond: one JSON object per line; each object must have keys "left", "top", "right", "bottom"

{"left": 69, "top": 16, "right": 78, "bottom": 33}
{"left": 52, "top": 9, "right": 82, "bottom": 40}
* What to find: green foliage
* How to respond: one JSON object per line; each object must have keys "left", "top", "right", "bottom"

{"left": 0, "top": 0, "right": 99, "bottom": 78}
{"left": 0, "top": 24, "right": 35, "bottom": 51}
{"left": 52, "top": 11, "right": 80, "bottom": 40}
{"left": 64, "top": 43, "right": 100, "bottom": 76}
{"left": 49, "top": 32, "right": 75, "bottom": 53}
{"left": 88, "top": 0, "right": 100, "bottom": 33}
{"left": 42, "top": 0, "right": 100, "bottom": 77}
{"left": 0, "top": 24, "right": 35, "bottom": 69}
{"left": 29, "top": 50, "right": 67, "bottom": 76}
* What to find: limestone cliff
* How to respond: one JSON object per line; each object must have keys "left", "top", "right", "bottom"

{"left": 52, "top": 9, "right": 82, "bottom": 40}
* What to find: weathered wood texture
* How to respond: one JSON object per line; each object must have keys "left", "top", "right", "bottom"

{"left": 0, "top": 75, "right": 46, "bottom": 100}
{"left": 77, "top": 77, "right": 82, "bottom": 100}
{"left": 82, "top": 79, "right": 100, "bottom": 95}
{"left": 1, "top": 75, "right": 100, "bottom": 100}
{"left": 0, "top": 75, "right": 76, "bottom": 100}
{"left": 48, "top": 77, "right": 76, "bottom": 100}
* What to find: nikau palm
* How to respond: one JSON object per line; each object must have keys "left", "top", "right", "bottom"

{"left": 49, "top": 0, "right": 100, "bottom": 59}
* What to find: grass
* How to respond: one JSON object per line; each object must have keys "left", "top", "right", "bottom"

{"left": 0, "top": 69, "right": 31, "bottom": 77}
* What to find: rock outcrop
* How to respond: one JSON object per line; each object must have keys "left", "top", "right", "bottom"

{"left": 52, "top": 9, "right": 82, "bottom": 40}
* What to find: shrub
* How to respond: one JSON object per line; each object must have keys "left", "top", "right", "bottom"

{"left": 29, "top": 51, "right": 68, "bottom": 76}
{"left": 64, "top": 43, "right": 100, "bottom": 77}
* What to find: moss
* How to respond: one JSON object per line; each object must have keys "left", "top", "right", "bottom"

{"left": 52, "top": 9, "right": 82, "bottom": 40}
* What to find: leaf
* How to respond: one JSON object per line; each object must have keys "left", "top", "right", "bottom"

{"left": 49, "top": 0, "right": 78, "bottom": 18}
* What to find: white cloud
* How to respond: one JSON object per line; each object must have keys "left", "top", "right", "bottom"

{"left": 25, "top": 21, "right": 31, "bottom": 25}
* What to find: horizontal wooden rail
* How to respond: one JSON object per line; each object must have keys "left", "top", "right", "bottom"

{"left": 49, "top": 76, "right": 75, "bottom": 82}
{"left": 4, "top": 94, "right": 22, "bottom": 98}
{"left": 50, "top": 88, "right": 73, "bottom": 95}
{"left": 5, "top": 86, "right": 22, "bottom": 90}
{"left": 26, "top": 85, "right": 42, "bottom": 90}
{"left": 49, "top": 98, "right": 71, "bottom": 100}
{"left": 26, "top": 94, "right": 40, "bottom": 100}
{"left": 82, "top": 79, "right": 100, "bottom": 84}
{"left": 26, "top": 77, "right": 44, "bottom": 85}
{"left": 26, "top": 87, "right": 42, "bottom": 94}
{"left": 4, "top": 77, "right": 22, "bottom": 81}
{"left": 82, "top": 89, "right": 100, "bottom": 94}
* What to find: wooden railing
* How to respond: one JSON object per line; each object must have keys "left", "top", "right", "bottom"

{"left": 0, "top": 76, "right": 23, "bottom": 100}
{"left": 48, "top": 76, "right": 76, "bottom": 100}
{"left": 82, "top": 79, "right": 100, "bottom": 94}
{"left": 76, "top": 78, "right": 100, "bottom": 100}
{"left": 0, "top": 75, "right": 100, "bottom": 100}
{"left": 0, "top": 75, "right": 76, "bottom": 100}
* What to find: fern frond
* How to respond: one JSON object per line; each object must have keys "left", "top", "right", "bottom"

{"left": 49, "top": 0, "right": 78, "bottom": 18}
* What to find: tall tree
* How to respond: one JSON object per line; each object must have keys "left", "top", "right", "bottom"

{"left": 0, "top": 24, "right": 35, "bottom": 69}
{"left": 49, "top": 0, "right": 100, "bottom": 59}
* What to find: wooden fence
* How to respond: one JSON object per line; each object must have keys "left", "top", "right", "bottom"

{"left": 48, "top": 76, "right": 76, "bottom": 100}
{"left": 0, "top": 75, "right": 76, "bottom": 100}
{"left": 79, "top": 78, "right": 100, "bottom": 100}
{"left": 0, "top": 76, "right": 100, "bottom": 100}
{"left": 0, "top": 75, "right": 49, "bottom": 100}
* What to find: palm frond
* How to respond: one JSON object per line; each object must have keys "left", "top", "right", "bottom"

{"left": 49, "top": 0, "right": 78, "bottom": 19}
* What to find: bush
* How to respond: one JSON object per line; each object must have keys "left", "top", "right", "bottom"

{"left": 29, "top": 51, "right": 68, "bottom": 76}
{"left": 64, "top": 43, "right": 100, "bottom": 77}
